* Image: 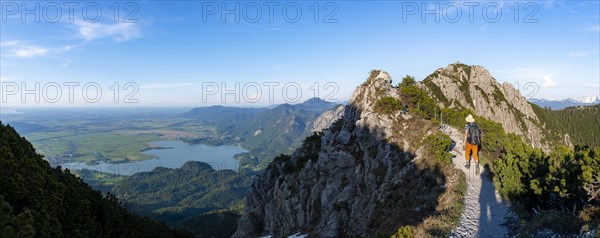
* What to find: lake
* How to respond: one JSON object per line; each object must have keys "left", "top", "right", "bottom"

{"left": 60, "top": 140, "right": 247, "bottom": 176}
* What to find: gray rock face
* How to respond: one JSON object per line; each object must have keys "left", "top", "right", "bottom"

{"left": 233, "top": 65, "right": 554, "bottom": 237}
{"left": 311, "top": 105, "right": 345, "bottom": 133}
{"left": 418, "top": 63, "right": 547, "bottom": 149}
{"left": 234, "top": 71, "right": 445, "bottom": 237}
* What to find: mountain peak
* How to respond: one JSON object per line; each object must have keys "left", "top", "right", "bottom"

{"left": 419, "top": 64, "right": 546, "bottom": 149}
{"left": 529, "top": 96, "right": 600, "bottom": 110}
{"left": 300, "top": 97, "right": 333, "bottom": 108}
{"left": 435, "top": 63, "right": 493, "bottom": 83}
{"left": 235, "top": 68, "right": 469, "bottom": 237}
{"left": 365, "top": 70, "right": 392, "bottom": 84}
{"left": 578, "top": 96, "right": 600, "bottom": 103}
{"left": 348, "top": 70, "right": 395, "bottom": 109}
{"left": 296, "top": 97, "right": 339, "bottom": 112}
{"left": 302, "top": 97, "right": 327, "bottom": 104}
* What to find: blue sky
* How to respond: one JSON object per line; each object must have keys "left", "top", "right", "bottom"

{"left": 1, "top": 0, "right": 599, "bottom": 107}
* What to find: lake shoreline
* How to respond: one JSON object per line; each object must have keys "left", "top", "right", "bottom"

{"left": 58, "top": 140, "right": 248, "bottom": 175}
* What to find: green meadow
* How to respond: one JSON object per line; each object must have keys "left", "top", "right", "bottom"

{"left": 10, "top": 112, "right": 216, "bottom": 165}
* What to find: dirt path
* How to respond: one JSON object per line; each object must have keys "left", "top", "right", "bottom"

{"left": 442, "top": 127, "right": 512, "bottom": 238}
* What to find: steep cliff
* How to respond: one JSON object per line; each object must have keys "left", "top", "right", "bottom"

{"left": 234, "top": 71, "right": 461, "bottom": 237}
{"left": 418, "top": 63, "right": 548, "bottom": 149}
{"left": 311, "top": 105, "right": 345, "bottom": 133}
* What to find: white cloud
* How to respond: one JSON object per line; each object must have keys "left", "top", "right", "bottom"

{"left": 75, "top": 21, "right": 140, "bottom": 42}
{"left": 14, "top": 46, "right": 49, "bottom": 58}
{"left": 1, "top": 41, "right": 49, "bottom": 58}
{"left": 1, "top": 21, "right": 141, "bottom": 60}
{"left": 0, "top": 41, "right": 20, "bottom": 47}
{"left": 0, "top": 41, "right": 77, "bottom": 59}
{"left": 492, "top": 66, "right": 561, "bottom": 88}
{"left": 0, "top": 20, "right": 143, "bottom": 69}
{"left": 542, "top": 74, "right": 558, "bottom": 88}
{"left": 569, "top": 50, "right": 589, "bottom": 57}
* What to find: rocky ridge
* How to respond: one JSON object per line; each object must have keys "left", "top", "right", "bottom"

{"left": 311, "top": 104, "right": 345, "bottom": 133}
{"left": 233, "top": 71, "right": 453, "bottom": 237}
{"left": 419, "top": 63, "right": 548, "bottom": 149}
{"left": 233, "top": 64, "right": 558, "bottom": 237}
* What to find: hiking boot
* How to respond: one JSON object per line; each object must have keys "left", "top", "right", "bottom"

{"left": 464, "top": 162, "right": 470, "bottom": 168}
{"left": 475, "top": 162, "right": 480, "bottom": 174}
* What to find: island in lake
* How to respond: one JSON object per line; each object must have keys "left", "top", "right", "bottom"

{"left": 140, "top": 146, "right": 174, "bottom": 152}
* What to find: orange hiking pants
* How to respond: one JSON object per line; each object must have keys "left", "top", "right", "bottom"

{"left": 465, "top": 143, "right": 479, "bottom": 163}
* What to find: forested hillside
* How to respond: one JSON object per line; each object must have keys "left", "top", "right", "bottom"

{"left": 0, "top": 122, "right": 188, "bottom": 237}
{"left": 183, "top": 98, "right": 339, "bottom": 168}
{"left": 531, "top": 104, "right": 600, "bottom": 147}
{"left": 111, "top": 161, "right": 255, "bottom": 237}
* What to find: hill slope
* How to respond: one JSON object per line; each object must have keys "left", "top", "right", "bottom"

{"left": 419, "top": 63, "right": 600, "bottom": 148}
{"left": 531, "top": 104, "right": 600, "bottom": 147}
{"left": 183, "top": 98, "right": 340, "bottom": 168}
{"left": 233, "top": 67, "right": 600, "bottom": 237}
{"left": 234, "top": 71, "right": 466, "bottom": 237}
{"left": 419, "top": 63, "right": 547, "bottom": 149}
{"left": 181, "top": 106, "right": 263, "bottom": 123}
{"left": 110, "top": 161, "right": 255, "bottom": 237}
{"left": 0, "top": 122, "right": 187, "bottom": 237}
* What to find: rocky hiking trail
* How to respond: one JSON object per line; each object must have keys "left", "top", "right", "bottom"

{"left": 442, "top": 126, "right": 513, "bottom": 238}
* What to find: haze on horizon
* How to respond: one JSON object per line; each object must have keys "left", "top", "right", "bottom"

{"left": 1, "top": 0, "right": 599, "bottom": 108}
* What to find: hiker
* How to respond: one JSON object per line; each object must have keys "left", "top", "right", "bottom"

{"left": 463, "top": 114, "right": 481, "bottom": 169}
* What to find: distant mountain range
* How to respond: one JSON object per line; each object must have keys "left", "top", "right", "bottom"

{"left": 529, "top": 96, "right": 600, "bottom": 110}
{"left": 182, "top": 98, "right": 341, "bottom": 168}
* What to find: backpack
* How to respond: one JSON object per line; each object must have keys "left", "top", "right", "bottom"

{"left": 467, "top": 123, "right": 481, "bottom": 145}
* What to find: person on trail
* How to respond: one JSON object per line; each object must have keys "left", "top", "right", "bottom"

{"left": 464, "top": 114, "right": 481, "bottom": 169}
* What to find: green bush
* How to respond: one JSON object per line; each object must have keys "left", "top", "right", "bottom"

{"left": 493, "top": 143, "right": 600, "bottom": 212}
{"left": 398, "top": 76, "right": 437, "bottom": 119}
{"left": 511, "top": 210, "right": 581, "bottom": 236}
{"left": 421, "top": 133, "right": 453, "bottom": 166}
{"left": 375, "top": 96, "right": 404, "bottom": 114}
{"left": 398, "top": 75, "right": 416, "bottom": 88}
{"left": 390, "top": 225, "right": 414, "bottom": 238}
